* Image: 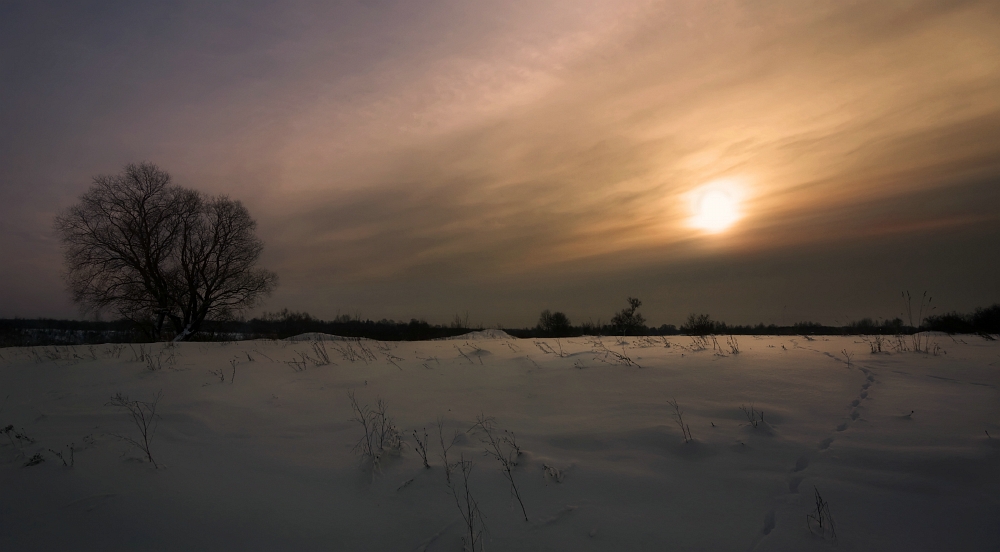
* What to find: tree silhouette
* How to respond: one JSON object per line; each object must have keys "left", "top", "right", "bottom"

{"left": 537, "top": 310, "right": 572, "bottom": 336}
{"left": 55, "top": 162, "right": 277, "bottom": 340}
{"left": 611, "top": 297, "right": 646, "bottom": 335}
{"left": 682, "top": 313, "right": 717, "bottom": 336}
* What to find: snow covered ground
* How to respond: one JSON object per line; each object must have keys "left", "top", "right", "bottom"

{"left": 1, "top": 333, "right": 997, "bottom": 551}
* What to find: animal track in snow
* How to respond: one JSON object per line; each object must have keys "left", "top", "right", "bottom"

{"left": 789, "top": 476, "right": 802, "bottom": 493}
{"left": 793, "top": 455, "right": 810, "bottom": 472}
{"left": 762, "top": 508, "right": 776, "bottom": 535}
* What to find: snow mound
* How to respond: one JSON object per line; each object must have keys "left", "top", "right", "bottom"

{"left": 440, "top": 329, "right": 513, "bottom": 340}
{"left": 284, "top": 332, "right": 358, "bottom": 342}
{"left": 285, "top": 330, "right": 514, "bottom": 342}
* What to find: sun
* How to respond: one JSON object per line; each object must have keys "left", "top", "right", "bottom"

{"left": 688, "top": 180, "right": 744, "bottom": 233}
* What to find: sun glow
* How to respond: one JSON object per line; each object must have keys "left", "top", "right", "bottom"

{"left": 688, "top": 180, "right": 745, "bottom": 234}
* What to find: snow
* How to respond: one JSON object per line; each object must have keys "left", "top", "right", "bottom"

{"left": 286, "top": 332, "right": 361, "bottom": 342}
{"left": 438, "top": 329, "right": 515, "bottom": 340}
{"left": 1, "top": 334, "right": 997, "bottom": 551}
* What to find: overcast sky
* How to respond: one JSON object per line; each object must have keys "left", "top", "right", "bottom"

{"left": 2, "top": 0, "right": 998, "bottom": 327}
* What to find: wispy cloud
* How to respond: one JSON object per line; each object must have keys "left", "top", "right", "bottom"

{"left": 263, "top": 0, "right": 1000, "bottom": 280}
{"left": 1, "top": 0, "right": 998, "bottom": 323}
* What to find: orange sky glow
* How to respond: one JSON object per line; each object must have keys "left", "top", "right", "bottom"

{"left": 1, "top": 0, "right": 998, "bottom": 326}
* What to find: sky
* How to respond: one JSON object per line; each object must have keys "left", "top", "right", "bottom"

{"left": 1, "top": 0, "right": 999, "bottom": 328}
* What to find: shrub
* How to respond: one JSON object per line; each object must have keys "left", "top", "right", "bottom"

{"left": 347, "top": 391, "right": 402, "bottom": 477}
{"left": 926, "top": 304, "right": 1000, "bottom": 334}
{"left": 682, "top": 313, "right": 718, "bottom": 336}
{"left": 469, "top": 414, "right": 527, "bottom": 522}
{"left": 106, "top": 391, "right": 161, "bottom": 468}
{"left": 972, "top": 304, "right": 1000, "bottom": 333}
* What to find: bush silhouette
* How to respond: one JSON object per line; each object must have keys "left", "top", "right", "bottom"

{"left": 682, "top": 313, "right": 718, "bottom": 336}
{"left": 611, "top": 298, "right": 646, "bottom": 335}
{"left": 537, "top": 310, "right": 572, "bottom": 337}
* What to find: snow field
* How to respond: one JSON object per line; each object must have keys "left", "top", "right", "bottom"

{"left": 1, "top": 334, "right": 998, "bottom": 551}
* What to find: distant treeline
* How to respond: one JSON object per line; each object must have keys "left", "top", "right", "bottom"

{"left": 514, "top": 304, "right": 1000, "bottom": 338}
{"left": 0, "top": 311, "right": 470, "bottom": 347}
{"left": 238, "top": 311, "right": 473, "bottom": 341}
{"left": 1, "top": 304, "right": 997, "bottom": 347}
{"left": 0, "top": 318, "right": 144, "bottom": 348}
{"left": 922, "top": 304, "right": 1000, "bottom": 335}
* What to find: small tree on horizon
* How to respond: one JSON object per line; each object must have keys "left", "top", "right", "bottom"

{"left": 611, "top": 297, "right": 646, "bottom": 335}
{"left": 537, "top": 310, "right": 572, "bottom": 337}
{"left": 54, "top": 162, "right": 277, "bottom": 341}
{"left": 682, "top": 313, "right": 717, "bottom": 335}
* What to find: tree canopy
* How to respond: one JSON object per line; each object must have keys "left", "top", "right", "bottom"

{"left": 54, "top": 162, "right": 277, "bottom": 340}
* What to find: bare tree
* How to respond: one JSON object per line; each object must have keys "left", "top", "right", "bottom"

{"left": 54, "top": 162, "right": 277, "bottom": 340}
{"left": 611, "top": 297, "right": 646, "bottom": 335}
{"left": 537, "top": 309, "right": 572, "bottom": 337}
{"left": 682, "top": 313, "right": 717, "bottom": 336}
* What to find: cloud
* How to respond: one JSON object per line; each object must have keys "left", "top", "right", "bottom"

{"left": 261, "top": 0, "right": 1000, "bottom": 283}
{"left": 1, "top": 0, "right": 998, "bottom": 323}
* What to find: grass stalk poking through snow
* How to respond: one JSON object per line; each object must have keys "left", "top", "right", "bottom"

{"left": 150, "top": 345, "right": 176, "bottom": 371}
{"left": 310, "top": 341, "right": 331, "bottom": 366}
{"left": 455, "top": 345, "right": 475, "bottom": 365}
{"left": 465, "top": 342, "right": 486, "bottom": 364}
{"left": 689, "top": 336, "right": 709, "bottom": 351}
{"left": 347, "top": 391, "right": 402, "bottom": 479}
{"left": 903, "top": 290, "right": 934, "bottom": 353}
{"left": 23, "top": 452, "right": 45, "bottom": 467}
{"left": 286, "top": 352, "right": 309, "bottom": 372}
{"left": 450, "top": 454, "right": 487, "bottom": 552}
{"left": 331, "top": 339, "right": 377, "bottom": 364}
{"left": 727, "top": 335, "right": 740, "bottom": 354}
{"left": 129, "top": 344, "right": 148, "bottom": 363}
{"left": 437, "top": 418, "right": 461, "bottom": 485}
{"left": 863, "top": 334, "right": 886, "bottom": 353}
{"left": 412, "top": 427, "right": 430, "bottom": 469}
{"left": 667, "top": 398, "right": 694, "bottom": 443}
{"left": 374, "top": 341, "right": 405, "bottom": 369}
{"left": 590, "top": 336, "right": 640, "bottom": 367}
{"left": 48, "top": 444, "right": 75, "bottom": 468}
{"left": 806, "top": 486, "right": 837, "bottom": 541}
{"left": 740, "top": 403, "right": 764, "bottom": 429}
{"left": 2, "top": 424, "right": 35, "bottom": 460}
{"left": 105, "top": 344, "right": 125, "bottom": 358}
{"left": 106, "top": 391, "right": 161, "bottom": 468}
{"left": 470, "top": 414, "right": 528, "bottom": 522}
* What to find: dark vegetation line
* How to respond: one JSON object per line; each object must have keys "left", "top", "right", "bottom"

{"left": 0, "top": 313, "right": 469, "bottom": 348}
{"left": 2, "top": 304, "right": 997, "bottom": 348}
